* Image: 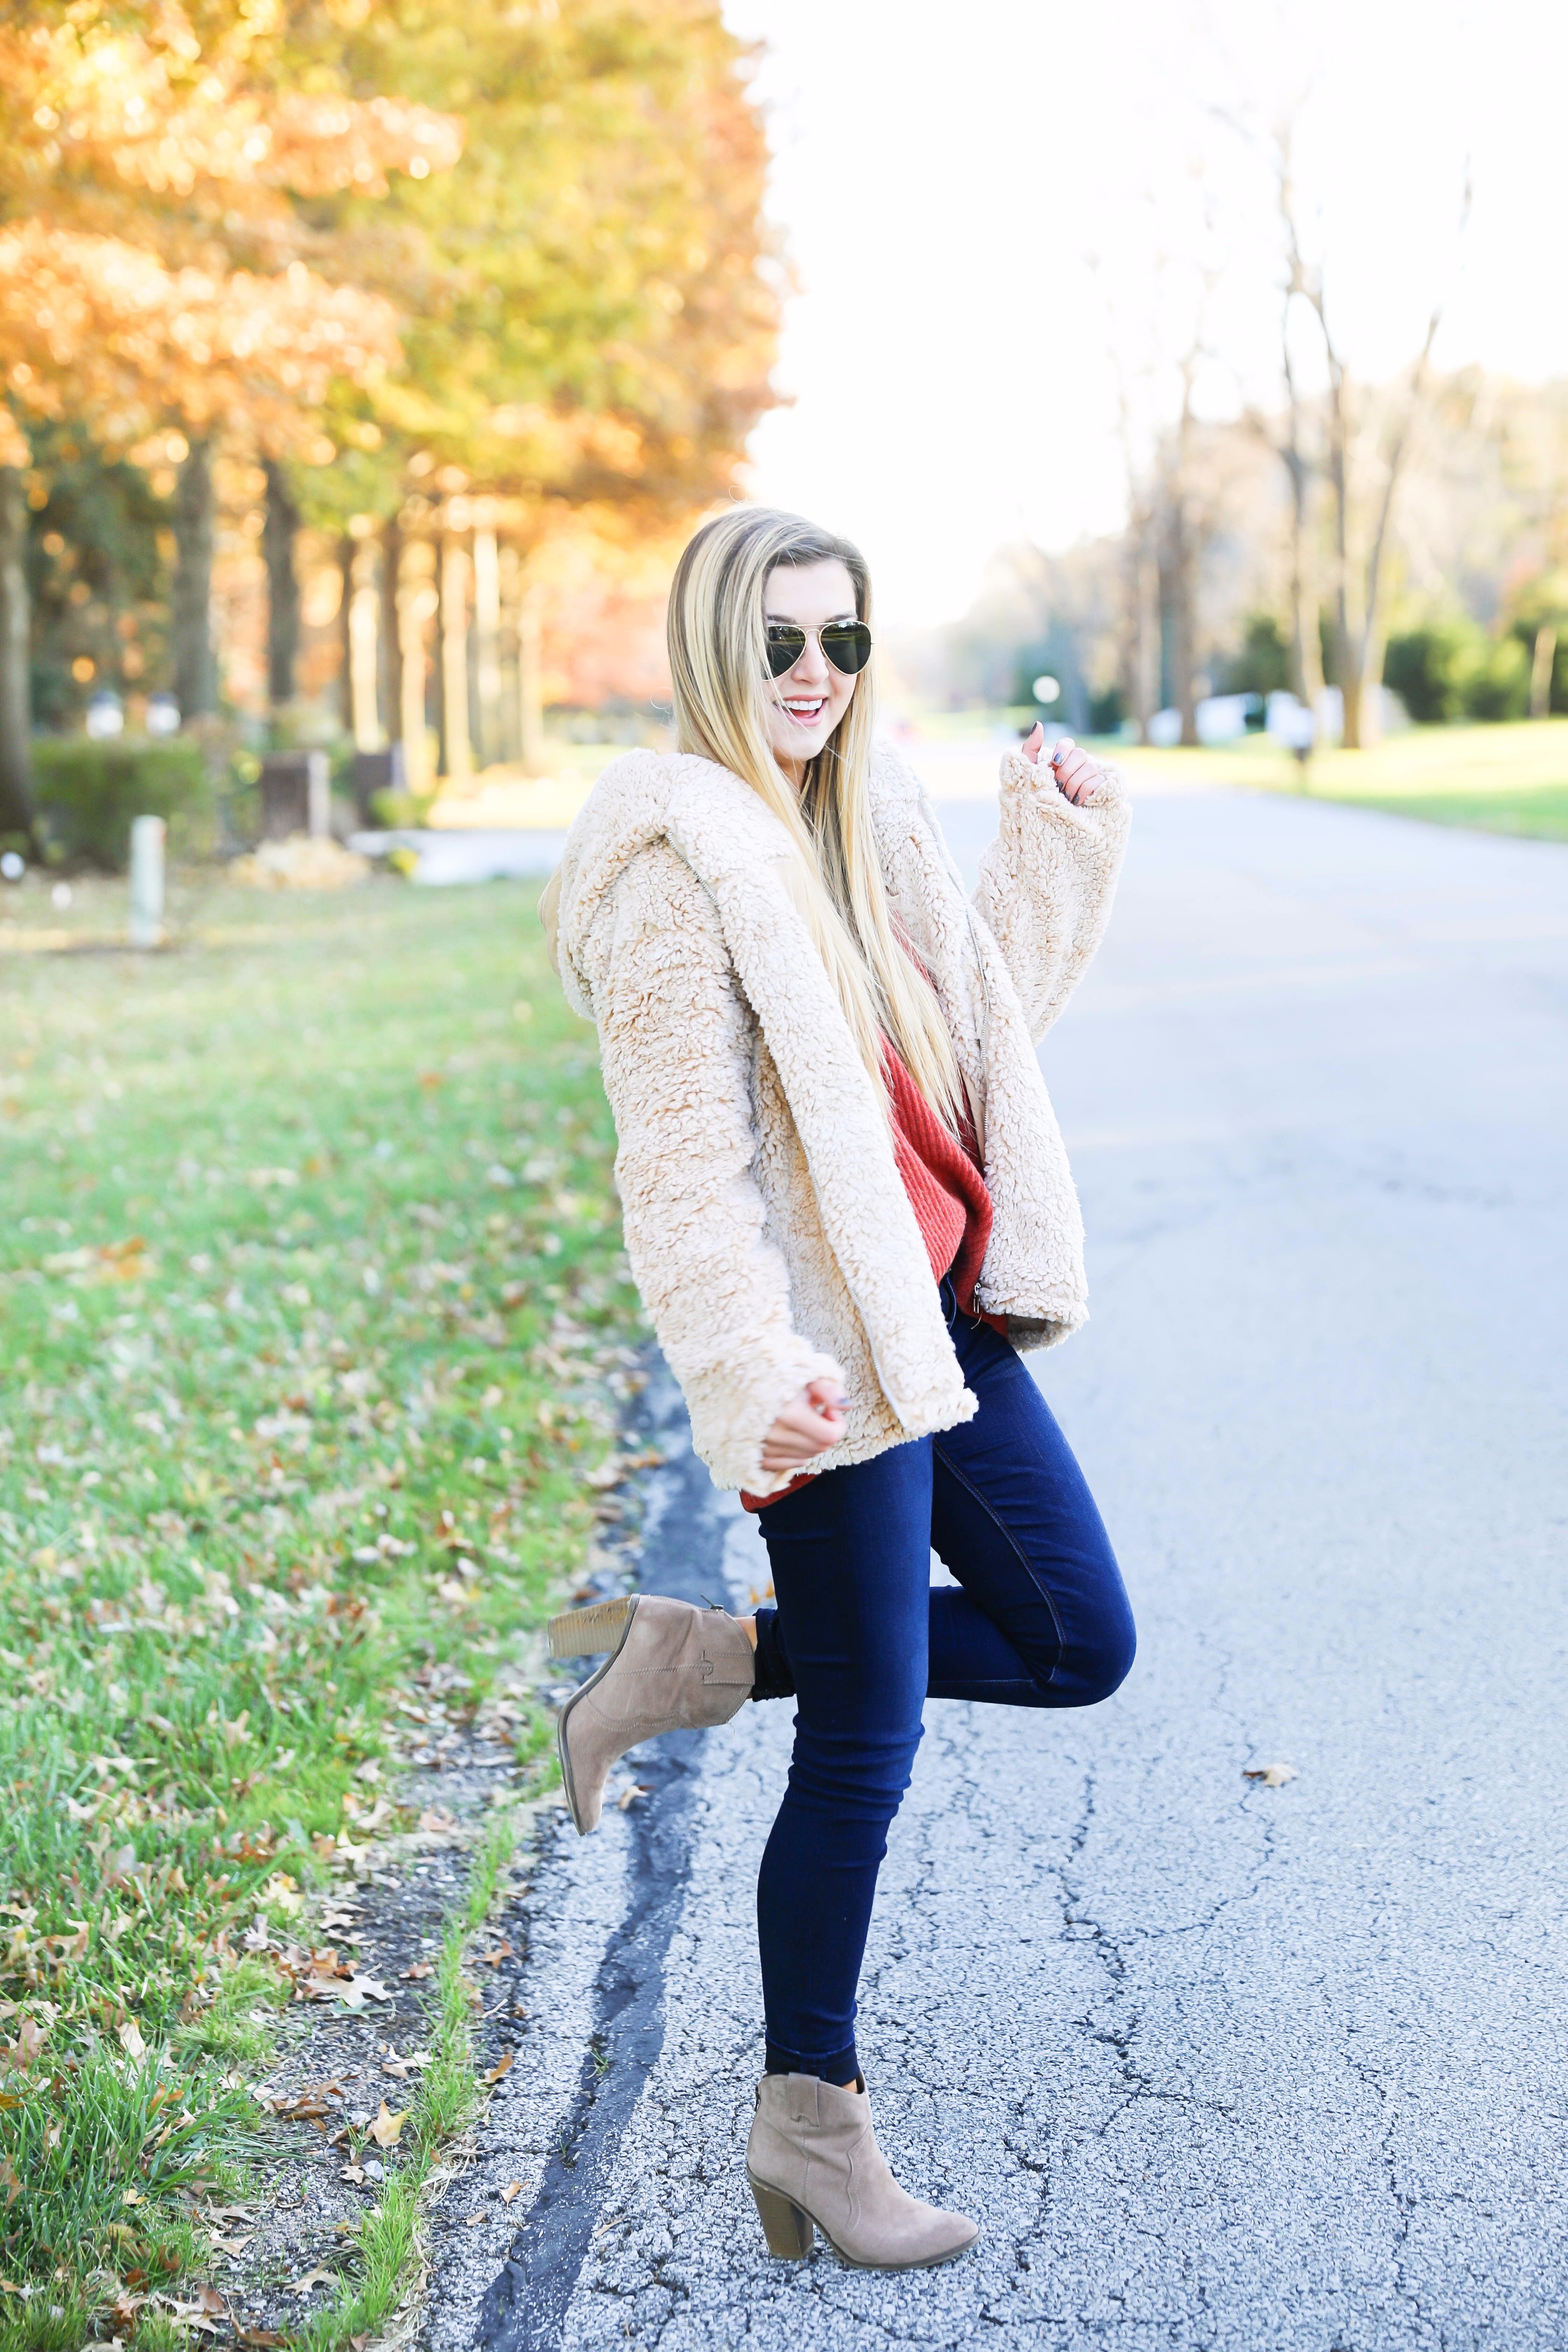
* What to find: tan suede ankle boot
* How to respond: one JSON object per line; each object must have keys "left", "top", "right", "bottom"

{"left": 746, "top": 2072, "right": 979, "bottom": 2270}
{"left": 545, "top": 1594, "right": 754, "bottom": 1834}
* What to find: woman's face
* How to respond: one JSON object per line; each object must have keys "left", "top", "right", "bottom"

{"left": 762, "top": 558, "right": 860, "bottom": 785}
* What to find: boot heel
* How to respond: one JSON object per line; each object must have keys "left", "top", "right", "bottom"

{"left": 547, "top": 1595, "right": 636, "bottom": 1660}
{"left": 748, "top": 2176, "right": 813, "bottom": 2260}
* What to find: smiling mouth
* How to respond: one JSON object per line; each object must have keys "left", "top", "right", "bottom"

{"left": 781, "top": 697, "right": 828, "bottom": 726}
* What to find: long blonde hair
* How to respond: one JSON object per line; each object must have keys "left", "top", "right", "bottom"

{"left": 666, "top": 506, "right": 965, "bottom": 1131}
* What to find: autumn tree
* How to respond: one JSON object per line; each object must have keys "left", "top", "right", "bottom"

{"left": 0, "top": 2, "right": 460, "bottom": 835}
{"left": 260, "top": 0, "right": 780, "bottom": 770}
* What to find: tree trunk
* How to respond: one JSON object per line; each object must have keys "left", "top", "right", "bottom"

{"left": 347, "top": 537, "right": 381, "bottom": 751}
{"left": 334, "top": 534, "right": 353, "bottom": 734}
{"left": 0, "top": 466, "right": 34, "bottom": 841}
{"left": 1531, "top": 623, "right": 1558, "bottom": 720}
{"left": 1164, "top": 505, "right": 1198, "bottom": 747}
{"left": 1122, "top": 522, "right": 1159, "bottom": 743}
{"left": 517, "top": 580, "right": 544, "bottom": 774}
{"left": 1328, "top": 449, "right": 1357, "bottom": 748}
{"left": 262, "top": 458, "right": 301, "bottom": 713}
{"left": 1284, "top": 451, "right": 1323, "bottom": 712}
{"left": 172, "top": 438, "right": 218, "bottom": 721}
{"left": 440, "top": 536, "right": 472, "bottom": 782}
{"left": 397, "top": 544, "right": 433, "bottom": 795}
{"left": 381, "top": 517, "right": 403, "bottom": 754}
{"left": 473, "top": 525, "right": 500, "bottom": 769}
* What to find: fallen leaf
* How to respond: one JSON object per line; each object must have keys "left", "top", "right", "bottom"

{"left": 121, "top": 2188, "right": 144, "bottom": 2206}
{"left": 484, "top": 2050, "right": 514, "bottom": 2085}
{"left": 210, "top": 2234, "right": 253, "bottom": 2258}
{"left": 465, "top": 2213, "right": 484, "bottom": 2230}
{"left": 417, "top": 1807, "right": 458, "bottom": 1835}
{"left": 237, "top": 2332, "right": 286, "bottom": 2348}
{"left": 617, "top": 1784, "right": 652, "bottom": 1812}
{"left": 400, "top": 1962, "right": 433, "bottom": 1981}
{"left": 1242, "top": 1763, "right": 1298, "bottom": 1788}
{"left": 339, "top": 1975, "right": 393, "bottom": 2010}
{"left": 285, "top": 2267, "right": 335, "bottom": 2292}
{"left": 480, "top": 1940, "right": 514, "bottom": 1968}
{"left": 267, "top": 2083, "right": 344, "bottom": 2120}
{"left": 367, "top": 2100, "right": 405, "bottom": 2148}
{"left": 118, "top": 2019, "right": 147, "bottom": 2061}
{"left": 0, "top": 2015, "right": 46, "bottom": 2071}
{"left": 339, "top": 2164, "right": 365, "bottom": 2185}
{"left": 0, "top": 2157, "right": 19, "bottom": 2206}
{"left": 499, "top": 2180, "right": 523, "bottom": 2206}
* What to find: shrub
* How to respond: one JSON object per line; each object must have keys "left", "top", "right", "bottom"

{"left": 1460, "top": 634, "right": 1530, "bottom": 722}
{"left": 1087, "top": 684, "right": 1127, "bottom": 735}
{"left": 1383, "top": 620, "right": 1531, "bottom": 725}
{"left": 1219, "top": 613, "right": 1292, "bottom": 700}
{"left": 31, "top": 736, "right": 216, "bottom": 869}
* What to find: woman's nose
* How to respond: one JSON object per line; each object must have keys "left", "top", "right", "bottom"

{"left": 790, "top": 632, "right": 830, "bottom": 685}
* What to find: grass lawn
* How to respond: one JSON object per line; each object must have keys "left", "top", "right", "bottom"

{"left": 1113, "top": 717, "right": 1568, "bottom": 841}
{"left": 0, "top": 869, "right": 638, "bottom": 2347}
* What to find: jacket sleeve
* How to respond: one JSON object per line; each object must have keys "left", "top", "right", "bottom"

{"left": 972, "top": 748, "right": 1131, "bottom": 1041}
{"left": 584, "top": 844, "right": 844, "bottom": 1494}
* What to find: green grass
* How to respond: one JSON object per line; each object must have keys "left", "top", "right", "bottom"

{"left": 301, "top": 1800, "right": 526, "bottom": 2352}
{"left": 1115, "top": 717, "right": 1568, "bottom": 841}
{"left": 0, "top": 871, "right": 638, "bottom": 2342}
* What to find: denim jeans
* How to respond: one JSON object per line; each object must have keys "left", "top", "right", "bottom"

{"left": 750, "top": 1280, "right": 1135, "bottom": 2084}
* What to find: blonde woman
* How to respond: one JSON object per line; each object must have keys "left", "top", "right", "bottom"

{"left": 542, "top": 507, "right": 1135, "bottom": 2273}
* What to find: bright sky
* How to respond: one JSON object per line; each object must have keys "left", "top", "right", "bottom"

{"left": 723, "top": 0, "right": 1567, "bottom": 626}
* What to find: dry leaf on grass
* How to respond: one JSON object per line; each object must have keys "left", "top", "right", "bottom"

{"left": 267, "top": 2082, "right": 344, "bottom": 2120}
{"left": 117, "top": 2019, "right": 147, "bottom": 2061}
{"left": 1242, "top": 1763, "right": 1298, "bottom": 1788}
{"left": 367, "top": 2100, "right": 405, "bottom": 2147}
{"left": 339, "top": 1974, "right": 393, "bottom": 2010}
{"left": 237, "top": 2331, "right": 286, "bottom": 2348}
{"left": 484, "top": 2050, "right": 514, "bottom": 2085}
{"left": 209, "top": 2234, "right": 253, "bottom": 2258}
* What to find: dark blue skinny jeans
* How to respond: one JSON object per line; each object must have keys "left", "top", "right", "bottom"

{"left": 750, "top": 1280, "right": 1135, "bottom": 2085}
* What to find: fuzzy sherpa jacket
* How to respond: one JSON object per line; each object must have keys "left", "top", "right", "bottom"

{"left": 549, "top": 739, "right": 1130, "bottom": 1496}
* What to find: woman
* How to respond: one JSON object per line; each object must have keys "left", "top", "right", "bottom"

{"left": 542, "top": 506, "right": 1135, "bottom": 2273}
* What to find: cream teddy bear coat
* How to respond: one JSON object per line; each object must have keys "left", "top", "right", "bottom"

{"left": 550, "top": 738, "right": 1129, "bottom": 1496}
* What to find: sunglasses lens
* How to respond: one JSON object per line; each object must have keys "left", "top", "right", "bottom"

{"left": 820, "top": 624, "right": 872, "bottom": 676}
{"left": 766, "top": 626, "right": 807, "bottom": 678}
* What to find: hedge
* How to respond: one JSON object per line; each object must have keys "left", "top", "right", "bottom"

{"left": 31, "top": 736, "right": 217, "bottom": 870}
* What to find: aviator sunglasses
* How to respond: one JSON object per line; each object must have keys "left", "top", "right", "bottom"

{"left": 765, "top": 619, "right": 873, "bottom": 679}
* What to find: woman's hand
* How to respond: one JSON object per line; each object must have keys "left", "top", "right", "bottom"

{"left": 1021, "top": 724, "right": 1104, "bottom": 806}
{"left": 759, "top": 1378, "right": 847, "bottom": 1476}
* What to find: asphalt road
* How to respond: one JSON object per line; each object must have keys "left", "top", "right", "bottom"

{"left": 453, "top": 784, "right": 1568, "bottom": 2351}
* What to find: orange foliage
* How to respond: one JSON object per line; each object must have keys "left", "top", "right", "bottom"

{"left": 0, "top": 6, "right": 460, "bottom": 461}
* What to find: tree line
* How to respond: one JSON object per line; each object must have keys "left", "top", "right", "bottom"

{"left": 0, "top": 0, "right": 780, "bottom": 841}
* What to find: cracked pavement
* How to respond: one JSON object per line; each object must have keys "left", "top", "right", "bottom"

{"left": 457, "top": 786, "right": 1568, "bottom": 2348}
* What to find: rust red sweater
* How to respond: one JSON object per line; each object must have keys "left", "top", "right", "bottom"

{"left": 740, "top": 1043, "right": 998, "bottom": 1511}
